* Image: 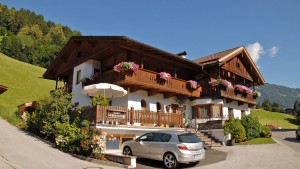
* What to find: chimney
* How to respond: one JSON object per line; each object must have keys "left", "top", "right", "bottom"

{"left": 176, "top": 51, "right": 187, "bottom": 58}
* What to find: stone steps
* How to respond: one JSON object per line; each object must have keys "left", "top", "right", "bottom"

{"left": 186, "top": 129, "right": 223, "bottom": 148}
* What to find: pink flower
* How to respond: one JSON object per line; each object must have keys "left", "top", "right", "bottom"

{"left": 187, "top": 80, "right": 199, "bottom": 89}
{"left": 159, "top": 72, "right": 172, "bottom": 80}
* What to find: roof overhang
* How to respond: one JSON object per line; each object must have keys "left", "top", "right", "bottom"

{"left": 43, "top": 36, "right": 201, "bottom": 80}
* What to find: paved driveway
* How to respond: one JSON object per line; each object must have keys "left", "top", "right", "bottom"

{"left": 272, "top": 130, "right": 300, "bottom": 154}
{"left": 0, "top": 118, "right": 120, "bottom": 169}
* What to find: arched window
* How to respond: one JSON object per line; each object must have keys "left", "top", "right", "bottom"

{"left": 141, "top": 99, "right": 147, "bottom": 109}
{"left": 156, "top": 102, "right": 161, "bottom": 112}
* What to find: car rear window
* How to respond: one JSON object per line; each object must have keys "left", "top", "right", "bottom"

{"left": 178, "top": 133, "right": 201, "bottom": 143}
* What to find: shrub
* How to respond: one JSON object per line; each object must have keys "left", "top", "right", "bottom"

{"left": 54, "top": 121, "right": 82, "bottom": 153}
{"left": 91, "top": 94, "right": 109, "bottom": 106}
{"left": 260, "top": 125, "right": 272, "bottom": 138}
{"left": 241, "top": 115, "right": 261, "bottom": 140}
{"left": 224, "top": 118, "right": 247, "bottom": 143}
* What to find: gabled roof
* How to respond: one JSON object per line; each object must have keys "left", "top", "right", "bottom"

{"left": 0, "top": 84, "right": 8, "bottom": 94}
{"left": 193, "top": 46, "right": 241, "bottom": 66}
{"left": 194, "top": 46, "right": 265, "bottom": 85}
{"left": 44, "top": 36, "right": 200, "bottom": 79}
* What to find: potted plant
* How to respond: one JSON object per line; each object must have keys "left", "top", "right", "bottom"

{"left": 113, "top": 61, "right": 139, "bottom": 74}
{"left": 187, "top": 80, "right": 199, "bottom": 90}
{"left": 209, "top": 78, "right": 232, "bottom": 91}
{"left": 158, "top": 72, "right": 171, "bottom": 81}
{"left": 252, "top": 91, "right": 261, "bottom": 99}
{"left": 234, "top": 85, "right": 252, "bottom": 96}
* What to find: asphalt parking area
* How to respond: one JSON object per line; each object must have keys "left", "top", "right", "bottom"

{"left": 136, "top": 148, "right": 228, "bottom": 169}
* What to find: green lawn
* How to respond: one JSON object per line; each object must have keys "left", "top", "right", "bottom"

{"left": 0, "top": 53, "right": 58, "bottom": 125}
{"left": 238, "top": 138, "right": 276, "bottom": 145}
{"left": 251, "top": 109, "right": 299, "bottom": 129}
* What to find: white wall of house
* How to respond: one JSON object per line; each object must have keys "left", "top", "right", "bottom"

{"left": 72, "top": 60, "right": 101, "bottom": 107}
{"left": 191, "top": 98, "right": 250, "bottom": 120}
{"left": 111, "top": 90, "right": 192, "bottom": 116}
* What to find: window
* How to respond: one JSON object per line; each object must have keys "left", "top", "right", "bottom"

{"left": 138, "top": 133, "right": 154, "bottom": 142}
{"left": 141, "top": 99, "right": 147, "bottom": 109}
{"left": 76, "top": 70, "right": 81, "bottom": 84}
{"left": 200, "top": 105, "right": 210, "bottom": 118}
{"left": 193, "top": 104, "right": 222, "bottom": 119}
{"left": 212, "top": 105, "right": 221, "bottom": 117}
{"left": 178, "top": 133, "right": 201, "bottom": 143}
{"left": 156, "top": 102, "right": 161, "bottom": 112}
{"left": 74, "top": 102, "right": 79, "bottom": 108}
{"left": 236, "top": 62, "right": 241, "bottom": 69}
{"left": 152, "top": 133, "right": 172, "bottom": 142}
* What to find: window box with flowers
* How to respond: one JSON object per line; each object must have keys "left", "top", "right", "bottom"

{"left": 252, "top": 91, "right": 261, "bottom": 99}
{"left": 80, "top": 73, "right": 101, "bottom": 87}
{"left": 158, "top": 72, "right": 172, "bottom": 81}
{"left": 113, "top": 62, "right": 139, "bottom": 75}
{"left": 209, "top": 78, "right": 232, "bottom": 91}
{"left": 234, "top": 85, "right": 252, "bottom": 97}
{"left": 187, "top": 80, "right": 199, "bottom": 90}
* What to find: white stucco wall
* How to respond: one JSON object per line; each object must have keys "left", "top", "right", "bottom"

{"left": 191, "top": 98, "right": 250, "bottom": 120}
{"left": 110, "top": 89, "right": 192, "bottom": 116}
{"left": 72, "top": 60, "right": 101, "bottom": 107}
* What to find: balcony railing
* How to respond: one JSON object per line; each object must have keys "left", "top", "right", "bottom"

{"left": 72, "top": 105, "right": 184, "bottom": 127}
{"left": 211, "top": 86, "right": 256, "bottom": 105}
{"left": 84, "top": 69, "right": 201, "bottom": 98}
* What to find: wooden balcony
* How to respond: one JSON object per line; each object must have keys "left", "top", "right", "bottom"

{"left": 86, "top": 69, "right": 201, "bottom": 98}
{"left": 71, "top": 105, "right": 184, "bottom": 127}
{"left": 211, "top": 87, "right": 256, "bottom": 105}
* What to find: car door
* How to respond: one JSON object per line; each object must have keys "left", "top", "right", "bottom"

{"left": 147, "top": 133, "right": 172, "bottom": 160}
{"left": 131, "top": 132, "right": 154, "bottom": 157}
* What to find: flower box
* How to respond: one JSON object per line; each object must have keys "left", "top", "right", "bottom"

{"left": 158, "top": 72, "right": 172, "bottom": 81}
{"left": 113, "top": 62, "right": 139, "bottom": 74}
{"left": 187, "top": 80, "right": 199, "bottom": 90}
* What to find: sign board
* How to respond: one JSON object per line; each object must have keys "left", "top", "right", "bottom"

{"left": 107, "top": 110, "right": 126, "bottom": 119}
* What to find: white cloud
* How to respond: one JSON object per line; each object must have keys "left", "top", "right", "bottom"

{"left": 268, "top": 46, "right": 279, "bottom": 57}
{"left": 246, "top": 42, "right": 264, "bottom": 63}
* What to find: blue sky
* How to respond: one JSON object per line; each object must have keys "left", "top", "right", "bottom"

{"left": 1, "top": 0, "right": 300, "bottom": 88}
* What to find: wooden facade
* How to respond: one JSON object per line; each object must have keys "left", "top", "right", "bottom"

{"left": 44, "top": 36, "right": 202, "bottom": 99}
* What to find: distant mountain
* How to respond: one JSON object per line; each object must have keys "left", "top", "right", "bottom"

{"left": 255, "top": 84, "right": 300, "bottom": 108}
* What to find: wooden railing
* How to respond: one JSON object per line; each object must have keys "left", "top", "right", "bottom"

{"left": 84, "top": 69, "right": 201, "bottom": 98}
{"left": 78, "top": 105, "right": 183, "bottom": 127}
{"left": 211, "top": 86, "right": 256, "bottom": 105}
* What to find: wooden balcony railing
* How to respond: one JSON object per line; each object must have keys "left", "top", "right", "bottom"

{"left": 74, "top": 105, "right": 183, "bottom": 127}
{"left": 211, "top": 87, "right": 256, "bottom": 105}
{"left": 85, "top": 69, "right": 201, "bottom": 98}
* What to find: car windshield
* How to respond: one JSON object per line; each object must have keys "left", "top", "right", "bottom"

{"left": 178, "top": 133, "right": 201, "bottom": 143}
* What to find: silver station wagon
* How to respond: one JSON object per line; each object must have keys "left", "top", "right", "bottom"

{"left": 122, "top": 131, "right": 205, "bottom": 169}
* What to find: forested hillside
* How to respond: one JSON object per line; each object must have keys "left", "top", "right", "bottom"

{"left": 0, "top": 3, "right": 81, "bottom": 68}
{"left": 256, "top": 84, "right": 300, "bottom": 108}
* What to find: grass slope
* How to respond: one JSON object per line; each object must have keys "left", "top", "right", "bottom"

{"left": 251, "top": 109, "right": 299, "bottom": 129}
{"left": 0, "top": 53, "right": 56, "bottom": 125}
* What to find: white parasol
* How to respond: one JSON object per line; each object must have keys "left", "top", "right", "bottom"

{"left": 82, "top": 83, "right": 127, "bottom": 98}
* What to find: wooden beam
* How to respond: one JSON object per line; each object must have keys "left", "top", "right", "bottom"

{"left": 238, "top": 101, "right": 244, "bottom": 106}
{"left": 164, "top": 93, "right": 174, "bottom": 99}
{"left": 148, "top": 90, "right": 159, "bottom": 96}
{"left": 129, "top": 87, "right": 139, "bottom": 93}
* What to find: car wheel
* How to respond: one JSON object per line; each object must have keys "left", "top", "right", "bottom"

{"left": 123, "top": 146, "right": 132, "bottom": 156}
{"left": 163, "top": 153, "right": 178, "bottom": 169}
{"left": 297, "top": 132, "right": 300, "bottom": 139}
